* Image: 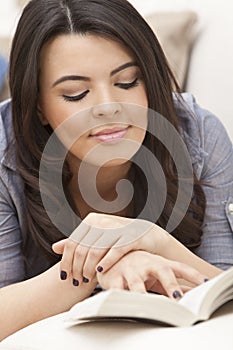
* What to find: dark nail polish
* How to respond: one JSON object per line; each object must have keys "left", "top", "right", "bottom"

{"left": 60, "top": 270, "right": 67, "bottom": 280}
{"left": 97, "top": 266, "right": 103, "bottom": 272}
{"left": 83, "top": 277, "right": 89, "bottom": 283}
{"left": 172, "top": 290, "right": 182, "bottom": 299}
{"left": 73, "top": 279, "right": 79, "bottom": 287}
{"left": 204, "top": 278, "right": 209, "bottom": 283}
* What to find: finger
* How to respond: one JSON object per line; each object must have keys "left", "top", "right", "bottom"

{"left": 148, "top": 280, "right": 191, "bottom": 296}
{"left": 72, "top": 228, "right": 103, "bottom": 283}
{"left": 96, "top": 245, "right": 131, "bottom": 274}
{"left": 180, "top": 285, "right": 193, "bottom": 293}
{"left": 83, "top": 230, "right": 121, "bottom": 279}
{"left": 52, "top": 238, "right": 67, "bottom": 254}
{"left": 96, "top": 235, "right": 136, "bottom": 273}
{"left": 59, "top": 239, "right": 77, "bottom": 280}
{"left": 151, "top": 266, "right": 183, "bottom": 300}
{"left": 70, "top": 220, "right": 91, "bottom": 244}
{"left": 124, "top": 274, "right": 147, "bottom": 293}
{"left": 78, "top": 227, "right": 105, "bottom": 248}
{"left": 59, "top": 220, "right": 91, "bottom": 284}
{"left": 82, "top": 247, "right": 107, "bottom": 281}
{"left": 109, "top": 277, "right": 125, "bottom": 290}
{"left": 71, "top": 244, "right": 89, "bottom": 285}
{"left": 171, "top": 262, "right": 208, "bottom": 286}
{"left": 97, "top": 274, "right": 125, "bottom": 290}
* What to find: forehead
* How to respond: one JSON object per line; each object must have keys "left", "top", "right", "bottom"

{"left": 39, "top": 34, "right": 135, "bottom": 75}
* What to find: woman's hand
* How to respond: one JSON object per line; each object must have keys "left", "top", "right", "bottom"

{"left": 96, "top": 250, "right": 208, "bottom": 299}
{"left": 52, "top": 212, "right": 168, "bottom": 285}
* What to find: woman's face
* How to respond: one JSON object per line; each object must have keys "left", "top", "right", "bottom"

{"left": 39, "top": 34, "right": 148, "bottom": 167}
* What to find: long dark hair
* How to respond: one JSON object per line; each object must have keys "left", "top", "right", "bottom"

{"left": 9, "top": 0, "right": 205, "bottom": 265}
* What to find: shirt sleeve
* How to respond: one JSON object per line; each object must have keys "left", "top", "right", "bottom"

{"left": 0, "top": 177, "right": 25, "bottom": 287}
{"left": 192, "top": 103, "right": 233, "bottom": 270}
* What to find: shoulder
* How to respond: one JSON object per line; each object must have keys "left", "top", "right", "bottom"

{"left": 0, "top": 98, "right": 13, "bottom": 150}
{"left": 173, "top": 92, "right": 228, "bottom": 135}
{"left": 0, "top": 99, "right": 16, "bottom": 171}
{"left": 0, "top": 98, "right": 12, "bottom": 123}
{"left": 174, "top": 92, "right": 230, "bottom": 141}
{"left": 173, "top": 92, "right": 232, "bottom": 178}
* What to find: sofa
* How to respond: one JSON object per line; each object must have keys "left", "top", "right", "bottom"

{"left": 1, "top": 0, "right": 233, "bottom": 141}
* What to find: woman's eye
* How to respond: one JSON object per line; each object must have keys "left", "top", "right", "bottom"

{"left": 115, "top": 77, "right": 139, "bottom": 90}
{"left": 62, "top": 90, "right": 89, "bottom": 102}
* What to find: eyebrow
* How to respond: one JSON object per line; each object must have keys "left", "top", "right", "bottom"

{"left": 52, "top": 61, "right": 138, "bottom": 88}
{"left": 110, "top": 61, "right": 138, "bottom": 76}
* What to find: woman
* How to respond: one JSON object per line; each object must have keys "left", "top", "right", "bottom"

{"left": 0, "top": 0, "right": 232, "bottom": 340}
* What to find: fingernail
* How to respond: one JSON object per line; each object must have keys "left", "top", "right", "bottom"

{"left": 60, "top": 270, "right": 67, "bottom": 280}
{"left": 97, "top": 266, "right": 103, "bottom": 272}
{"left": 172, "top": 290, "right": 182, "bottom": 299}
{"left": 83, "top": 277, "right": 89, "bottom": 283}
{"left": 204, "top": 278, "right": 209, "bottom": 283}
{"left": 73, "top": 279, "right": 79, "bottom": 287}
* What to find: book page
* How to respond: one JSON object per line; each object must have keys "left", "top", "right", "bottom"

{"left": 65, "top": 289, "right": 196, "bottom": 327}
{"left": 179, "top": 267, "right": 233, "bottom": 319}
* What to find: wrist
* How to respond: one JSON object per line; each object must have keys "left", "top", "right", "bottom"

{"left": 151, "top": 224, "right": 171, "bottom": 255}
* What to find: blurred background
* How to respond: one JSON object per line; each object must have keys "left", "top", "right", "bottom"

{"left": 1, "top": 0, "right": 233, "bottom": 140}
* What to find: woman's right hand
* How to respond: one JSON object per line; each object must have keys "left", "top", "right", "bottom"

{"left": 52, "top": 212, "right": 168, "bottom": 284}
{"left": 96, "top": 250, "right": 208, "bottom": 299}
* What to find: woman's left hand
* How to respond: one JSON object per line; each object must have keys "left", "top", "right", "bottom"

{"left": 96, "top": 250, "right": 207, "bottom": 299}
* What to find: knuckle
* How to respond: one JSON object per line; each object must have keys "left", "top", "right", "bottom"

{"left": 85, "top": 212, "right": 100, "bottom": 224}
{"left": 114, "top": 245, "right": 129, "bottom": 256}
{"left": 88, "top": 249, "right": 100, "bottom": 260}
{"left": 75, "top": 245, "right": 87, "bottom": 257}
{"left": 74, "top": 248, "right": 80, "bottom": 260}
{"left": 65, "top": 239, "right": 76, "bottom": 250}
{"left": 158, "top": 265, "right": 172, "bottom": 275}
{"left": 128, "top": 276, "right": 142, "bottom": 286}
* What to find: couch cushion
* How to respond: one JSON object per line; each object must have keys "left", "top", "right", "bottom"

{"left": 145, "top": 11, "right": 198, "bottom": 90}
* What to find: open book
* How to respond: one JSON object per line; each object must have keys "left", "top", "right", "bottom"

{"left": 65, "top": 267, "right": 233, "bottom": 327}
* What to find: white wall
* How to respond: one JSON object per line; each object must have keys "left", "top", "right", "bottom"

{"left": 0, "top": 1, "right": 20, "bottom": 37}
{"left": 129, "top": 0, "right": 233, "bottom": 140}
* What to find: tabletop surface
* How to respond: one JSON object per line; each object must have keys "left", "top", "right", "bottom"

{"left": 1, "top": 300, "right": 233, "bottom": 350}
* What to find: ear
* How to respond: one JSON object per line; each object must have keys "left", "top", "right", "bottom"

{"left": 37, "top": 104, "right": 48, "bottom": 126}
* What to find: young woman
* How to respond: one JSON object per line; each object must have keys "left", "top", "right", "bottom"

{"left": 0, "top": 0, "right": 232, "bottom": 340}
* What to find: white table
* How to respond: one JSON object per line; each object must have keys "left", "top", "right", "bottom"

{"left": 1, "top": 301, "right": 233, "bottom": 350}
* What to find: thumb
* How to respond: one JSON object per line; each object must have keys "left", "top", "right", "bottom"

{"left": 52, "top": 238, "right": 67, "bottom": 254}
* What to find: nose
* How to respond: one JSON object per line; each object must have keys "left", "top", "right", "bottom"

{"left": 91, "top": 102, "right": 122, "bottom": 119}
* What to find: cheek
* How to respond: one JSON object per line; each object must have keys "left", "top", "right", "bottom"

{"left": 55, "top": 108, "right": 94, "bottom": 157}
{"left": 128, "top": 127, "right": 146, "bottom": 149}
{"left": 135, "top": 86, "right": 148, "bottom": 108}
{"left": 39, "top": 93, "right": 76, "bottom": 130}
{"left": 69, "top": 138, "right": 88, "bottom": 159}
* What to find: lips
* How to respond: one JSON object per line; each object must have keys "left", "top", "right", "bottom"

{"left": 90, "top": 126, "right": 130, "bottom": 143}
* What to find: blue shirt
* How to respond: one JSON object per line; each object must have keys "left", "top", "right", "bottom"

{"left": 0, "top": 94, "right": 233, "bottom": 287}
{"left": 0, "top": 55, "right": 8, "bottom": 91}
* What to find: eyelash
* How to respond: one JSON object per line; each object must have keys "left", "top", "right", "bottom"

{"left": 63, "top": 90, "right": 89, "bottom": 102}
{"left": 62, "top": 77, "right": 139, "bottom": 102}
{"left": 115, "top": 77, "right": 139, "bottom": 89}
